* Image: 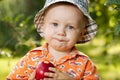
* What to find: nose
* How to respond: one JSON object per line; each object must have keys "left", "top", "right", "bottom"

{"left": 57, "top": 27, "right": 66, "bottom": 36}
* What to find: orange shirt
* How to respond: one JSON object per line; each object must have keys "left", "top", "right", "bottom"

{"left": 7, "top": 43, "right": 99, "bottom": 80}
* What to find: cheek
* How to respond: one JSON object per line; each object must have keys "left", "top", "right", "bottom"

{"left": 44, "top": 27, "right": 55, "bottom": 39}
{"left": 44, "top": 25, "right": 56, "bottom": 33}
{"left": 68, "top": 31, "right": 80, "bottom": 38}
{"left": 67, "top": 33, "right": 80, "bottom": 43}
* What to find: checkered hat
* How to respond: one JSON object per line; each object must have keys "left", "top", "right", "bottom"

{"left": 34, "top": 0, "right": 97, "bottom": 43}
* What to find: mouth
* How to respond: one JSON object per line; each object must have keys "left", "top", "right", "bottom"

{"left": 54, "top": 37, "right": 68, "bottom": 42}
{"left": 57, "top": 39, "right": 66, "bottom": 42}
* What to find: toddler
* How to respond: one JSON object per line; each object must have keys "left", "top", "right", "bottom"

{"left": 7, "top": 0, "right": 99, "bottom": 80}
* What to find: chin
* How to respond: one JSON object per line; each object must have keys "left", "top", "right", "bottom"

{"left": 49, "top": 42, "right": 73, "bottom": 51}
{"left": 54, "top": 45, "right": 72, "bottom": 51}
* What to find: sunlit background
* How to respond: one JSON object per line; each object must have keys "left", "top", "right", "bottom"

{"left": 0, "top": 0, "right": 120, "bottom": 80}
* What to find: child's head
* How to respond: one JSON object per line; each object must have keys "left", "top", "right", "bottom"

{"left": 34, "top": 0, "right": 97, "bottom": 44}
{"left": 40, "top": 2, "right": 88, "bottom": 51}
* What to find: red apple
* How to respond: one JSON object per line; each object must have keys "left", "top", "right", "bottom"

{"left": 35, "top": 61, "right": 55, "bottom": 80}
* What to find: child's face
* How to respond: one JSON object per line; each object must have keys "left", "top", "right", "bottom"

{"left": 42, "top": 3, "right": 85, "bottom": 52}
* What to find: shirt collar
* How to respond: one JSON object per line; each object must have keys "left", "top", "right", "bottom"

{"left": 31, "top": 43, "right": 88, "bottom": 65}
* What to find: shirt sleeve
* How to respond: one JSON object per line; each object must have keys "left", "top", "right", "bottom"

{"left": 83, "top": 59, "right": 100, "bottom": 80}
{"left": 6, "top": 52, "right": 30, "bottom": 80}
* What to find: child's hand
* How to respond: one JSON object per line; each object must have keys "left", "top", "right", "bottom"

{"left": 44, "top": 67, "right": 74, "bottom": 80}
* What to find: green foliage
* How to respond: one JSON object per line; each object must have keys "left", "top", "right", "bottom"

{"left": 114, "top": 22, "right": 120, "bottom": 35}
{"left": 0, "top": 0, "right": 27, "bottom": 19}
{"left": 0, "top": 0, "right": 44, "bottom": 57}
{"left": 105, "top": 0, "right": 120, "bottom": 6}
{"left": 104, "top": 0, "right": 120, "bottom": 39}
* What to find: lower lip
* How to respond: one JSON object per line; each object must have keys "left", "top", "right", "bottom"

{"left": 54, "top": 38, "right": 66, "bottom": 42}
{"left": 57, "top": 40, "right": 66, "bottom": 43}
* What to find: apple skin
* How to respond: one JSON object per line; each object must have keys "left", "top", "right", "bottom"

{"left": 35, "top": 61, "right": 55, "bottom": 80}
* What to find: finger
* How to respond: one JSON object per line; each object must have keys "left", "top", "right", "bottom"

{"left": 43, "top": 78, "right": 53, "bottom": 80}
{"left": 44, "top": 72, "right": 57, "bottom": 78}
{"left": 44, "top": 77, "right": 57, "bottom": 80}
{"left": 44, "top": 72, "right": 54, "bottom": 77}
{"left": 49, "top": 67, "right": 56, "bottom": 72}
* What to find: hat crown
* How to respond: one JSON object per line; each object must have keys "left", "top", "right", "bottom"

{"left": 44, "top": 0, "right": 89, "bottom": 12}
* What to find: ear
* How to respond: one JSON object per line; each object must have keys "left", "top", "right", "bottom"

{"left": 37, "top": 26, "right": 45, "bottom": 37}
{"left": 78, "top": 28, "right": 86, "bottom": 41}
{"left": 39, "top": 32, "right": 44, "bottom": 37}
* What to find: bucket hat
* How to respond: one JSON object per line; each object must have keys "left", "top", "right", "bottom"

{"left": 34, "top": 0, "right": 97, "bottom": 43}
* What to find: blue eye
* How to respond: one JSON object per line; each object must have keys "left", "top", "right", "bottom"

{"left": 67, "top": 25, "right": 74, "bottom": 29}
{"left": 53, "top": 23, "right": 58, "bottom": 27}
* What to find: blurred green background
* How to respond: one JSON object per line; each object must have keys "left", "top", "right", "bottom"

{"left": 0, "top": 0, "right": 120, "bottom": 80}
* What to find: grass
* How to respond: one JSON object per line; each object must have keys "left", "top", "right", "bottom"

{"left": 97, "top": 63, "right": 120, "bottom": 80}
{"left": 0, "top": 57, "right": 20, "bottom": 80}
